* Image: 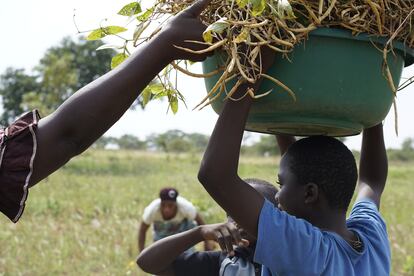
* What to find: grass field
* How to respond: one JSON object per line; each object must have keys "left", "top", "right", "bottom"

{"left": 0, "top": 149, "right": 413, "bottom": 275}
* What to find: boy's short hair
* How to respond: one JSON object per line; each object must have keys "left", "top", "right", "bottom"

{"left": 159, "top": 187, "right": 179, "bottom": 201}
{"left": 244, "top": 178, "right": 278, "bottom": 206}
{"left": 283, "top": 136, "right": 357, "bottom": 211}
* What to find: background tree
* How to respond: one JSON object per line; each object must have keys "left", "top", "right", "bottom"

{"left": 148, "top": 130, "right": 210, "bottom": 153}
{"left": 402, "top": 138, "right": 413, "bottom": 152}
{"left": 149, "top": 130, "right": 190, "bottom": 153}
{"left": 186, "top": 133, "right": 209, "bottom": 152}
{"left": 0, "top": 68, "right": 39, "bottom": 125}
{"left": 93, "top": 136, "right": 117, "bottom": 149}
{"left": 115, "top": 134, "right": 147, "bottom": 150}
{"left": 0, "top": 37, "right": 115, "bottom": 121}
{"left": 242, "top": 135, "right": 281, "bottom": 156}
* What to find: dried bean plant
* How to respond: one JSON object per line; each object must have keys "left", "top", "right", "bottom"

{"left": 84, "top": 0, "right": 414, "bottom": 113}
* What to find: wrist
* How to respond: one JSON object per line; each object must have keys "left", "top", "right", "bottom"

{"left": 193, "top": 225, "right": 205, "bottom": 241}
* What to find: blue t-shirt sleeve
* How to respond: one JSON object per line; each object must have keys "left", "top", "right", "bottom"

{"left": 347, "top": 199, "right": 390, "bottom": 261}
{"left": 348, "top": 198, "right": 386, "bottom": 230}
{"left": 254, "top": 200, "right": 330, "bottom": 275}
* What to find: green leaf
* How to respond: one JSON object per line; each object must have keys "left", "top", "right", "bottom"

{"left": 118, "top": 2, "right": 142, "bottom": 16}
{"left": 86, "top": 26, "right": 128, "bottom": 41}
{"left": 203, "top": 18, "right": 229, "bottom": 43}
{"left": 170, "top": 95, "right": 178, "bottom": 114}
{"left": 105, "top": 26, "right": 128, "bottom": 35}
{"left": 87, "top": 29, "right": 106, "bottom": 40}
{"left": 234, "top": 28, "right": 250, "bottom": 43}
{"left": 250, "top": 0, "right": 266, "bottom": 16}
{"left": 141, "top": 87, "right": 152, "bottom": 106}
{"left": 236, "top": 0, "right": 249, "bottom": 8}
{"left": 111, "top": 53, "right": 129, "bottom": 69}
{"left": 152, "top": 90, "right": 168, "bottom": 99}
{"left": 148, "top": 83, "right": 165, "bottom": 94}
{"left": 137, "top": 7, "right": 154, "bottom": 21}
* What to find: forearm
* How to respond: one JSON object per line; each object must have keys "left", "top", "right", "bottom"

{"left": 200, "top": 86, "right": 252, "bottom": 180}
{"left": 138, "top": 224, "right": 150, "bottom": 252}
{"left": 195, "top": 213, "right": 205, "bottom": 226}
{"left": 41, "top": 37, "right": 169, "bottom": 150}
{"left": 195, "top": 215, "right": 210, "bottom": 250}
{"left": 276, "top": 135, "right": 296, "bottom": 155}
{"left": 138, "top": 234, "right": 146, "bottom": 253}
{"left": 198, "top": 85, "right": 264, "bottom": 236}
{"left": 137, "top": 226, "right": 203, "bottom": 274}
{"left": 357, "top": 124, "right": 388, "bottom": 204}
{"left": 32, "top": 37, "right": 170, "bottom": 184}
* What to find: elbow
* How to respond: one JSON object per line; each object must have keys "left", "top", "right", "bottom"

{"left": 60, "top": 134, "right": 92, "bottom": 159}
{"left": 136, "top": 253, "right": 155, "bottom": 274}
{"left": 136, "top": 255, "right": 145, "bottom": 271}
{"left": 197, "top": 162, "right": 209, "bottom": 185}
{"left": 197, "top": 160, "right": 237, "bottom": 191}
{"left": 198, "top": 160, "right": 219, "bottom": 187}
{"left": 136, "top": 255, "right": 147, "bottom": 273}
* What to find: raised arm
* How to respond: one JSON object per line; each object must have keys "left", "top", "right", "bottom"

{"left": 276, "top": 134, "right": 296, "bottom": 155}
{"left": 198, "top": 85, "right": 264, "bottom": 237}
{"left": 356, "top": 123, "right": 388, "bottom": 208}
{"left": 198, "top": 47, "right": 276, "bottom": 237}
{"left": 30, "top": 0, "right": 213, "bottom": 186}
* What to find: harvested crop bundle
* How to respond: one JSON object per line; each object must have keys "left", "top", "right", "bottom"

{"left": 85, "top": 0, "right": 414, "bottom": 134}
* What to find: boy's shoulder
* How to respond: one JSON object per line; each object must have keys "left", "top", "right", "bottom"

{"left": 346, "top": 199, "right": 390, "bottom": 267}
{"left": 142, "top": 199, "right": 162, "bottom": 223}
{"left": 346, "top": 199, "right": 389, "bottom": 243}
{"left": 347, "top": 199, "right": 387, "bottom": 230}
{"left": 144, "top": 198, "right": 162, "bottom": 211}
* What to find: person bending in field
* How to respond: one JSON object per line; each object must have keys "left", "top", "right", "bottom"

{"left": 0, "top": 0, "right": 214, "bottom": 223}
{"left": 197, "top": 47, "right": 390, "bottom": 274}
{"left": 137, "top": 178, "right": 279, "bottom": 276}
{"left": 138, "top": 187, "right": 211, "bottom": 253}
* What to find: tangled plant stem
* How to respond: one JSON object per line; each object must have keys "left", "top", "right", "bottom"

{"left": 88, "top": 0, "right": 414, "bottom": 112}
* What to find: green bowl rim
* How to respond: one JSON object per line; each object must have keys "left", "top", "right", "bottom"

{"left": 310, "top": 28, "right": 414, "bottom": 67}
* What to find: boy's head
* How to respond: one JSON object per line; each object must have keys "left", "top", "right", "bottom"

{"left": 228, "top": 178, "right": 279, "bottom": 245}
{"left": 159, "top": 187, "right": 179, "bottom": 220}
{"left": 277, "top": 136, "right": 357, "bottom": 220}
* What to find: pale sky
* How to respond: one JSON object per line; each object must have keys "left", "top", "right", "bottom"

{"left": 1, "top": 0, "right": 414, "bottom": 150}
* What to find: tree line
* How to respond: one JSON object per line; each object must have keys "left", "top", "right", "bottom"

{"left": 92, "top": 130, "right": 288, "bottom": 157}
{"left": 1, "top": 36, "right": 414, "bottom": 160}
{"left": 94, "top": 132, "right": 414, "bottom": 162}
{"left": 0, "top": 37, "right": 125, "bottom": 125}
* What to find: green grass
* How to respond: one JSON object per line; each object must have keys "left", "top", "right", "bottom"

{"left": 0, "top": 149, "right": 413, "bottom": 275}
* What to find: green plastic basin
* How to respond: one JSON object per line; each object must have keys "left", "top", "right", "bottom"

{"left": 202, "top": 28, "right": 414, "bottom": 136}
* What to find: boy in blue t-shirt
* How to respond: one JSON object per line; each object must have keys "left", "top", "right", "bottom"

{"left": 197, "top": 49, "right": 390, "bottom": 275}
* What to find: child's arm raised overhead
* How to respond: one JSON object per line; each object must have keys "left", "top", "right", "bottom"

{"left": 198, "top": 48, "right": 275, "bottom": 238}
{"left": 356, "top": 123, "right": 388, "bottom": 208}
{"left": 30, "top": 0, "right": 213, "bottom": 186}
{"left": 276, "top": 134, "right": 296, "bottom": 155}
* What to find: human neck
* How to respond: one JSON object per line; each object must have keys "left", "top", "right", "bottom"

{"left": 309, "top": 209, "right": 350, "bottom": 237}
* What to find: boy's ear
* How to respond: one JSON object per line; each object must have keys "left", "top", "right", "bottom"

{"left": 304, "top": 183, "right": 319, "bottom": 204}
